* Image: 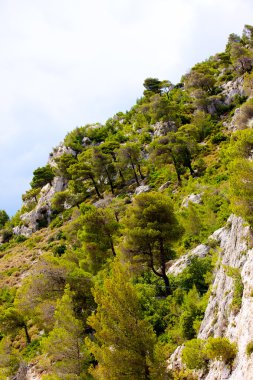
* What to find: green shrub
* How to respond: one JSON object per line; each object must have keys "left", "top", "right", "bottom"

{"left": 246, "top": 341, "right": 253, "bottom": 356}
{"left": 181, "top": 339, "right": 208, "bottom": 370}
{"left": 205, "top": 337, "right": 237, "bottom": 364}
{"left": 225, "top": 267, "right": 244, "bottom": 313}
{"left": 182, "top": 337, "right": 237, "bottom": 370}
{"left": 22, "top": 339, "right": 41, "bottom": 360}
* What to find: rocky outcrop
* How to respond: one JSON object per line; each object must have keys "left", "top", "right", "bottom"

{"left": 182, "top": 193, "right": 202, "bottom": 207}
{"left": 169, "top": 214, "right": 253, "bottom": 379}
{"left": 135, "top": 185, "right": 151, "bottom": 195}
{"left": 14, "top": 142, "right": 73, "bottom": 237}
{"left": 13, "top": 177, "right": 68, "bottom": 237}
{"left": 167, "top": 244, "right": 210, "bottom": 276}
{"left": 153, "top": 121, "right": 177, "bottom": 137}
{"left": 48, "top": 143, "right": 76, "bottom": 168}
{"left": 221, "top": 76, "right": 245, "bottom": 105}
{"left": 198, "top": 214, "right": 253, "bottom": 379}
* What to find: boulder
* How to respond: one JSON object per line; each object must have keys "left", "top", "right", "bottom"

{"left": 182, "top": 193, "right": 202, "bottom": 207}
{"left": 153, "top": 121, "right": 177, "bottom": 137}
{"left": 135, "top": 185, "right": 151, "bottom": 195}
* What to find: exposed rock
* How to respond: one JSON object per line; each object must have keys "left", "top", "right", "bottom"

{"left": 224, "top": 107, "right": 242, "bottom": 132}
{"left": 12, "top": 362, "right": 28, "bottom": 380}
{"left": 82, "top": 136, "right": 92, "bottom": 147}
{"left": 168, "top": 215, "right": 253, "bottom": 379}
{"left": 182, "top": 193, "right": 202, "bottom": 208}
{"left": 48, "top": 143, "right": 76, "bottom": 168}
{"left": 167, "top": 244, "right": 210, "bottom": 276}
{"left": 134, "top": 185, "right": 151, "bottom": 195}
{"left": 153, "top": 121, "right": 177, "bottom": 137}
{"left": 159, "top": 181, "right": 171, "bottom": 191}
{"left": 13, "top": 177, "right": 68, "bottom": 237}
{"left": 26, "top": 365, "right": 42, "bottom": 380}
{"left": 93, "top": 195, "right": 113, "bottom": 208}
{"left": 207, "top": 97, "right": 224, "bottom": 115}
{"left": 197, "top": 214, "right": 253, "bottom": 379}
{"left": 221, "top": 76, "right": 245, "bottom": 105}
{"left": 13, "top": 225, "right": 34, "bottom": 237}
{"left": 167, "top": 346, "right": 184, "bottom": 373}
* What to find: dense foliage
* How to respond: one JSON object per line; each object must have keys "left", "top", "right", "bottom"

{"left": 1, "top": 25, "right": 253, "bottom": 378}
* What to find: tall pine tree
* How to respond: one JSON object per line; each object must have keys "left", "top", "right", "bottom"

{"left": 41, "top": 286, "right": 86, "bottom": 379}
{"left": 86, "top": 262, "right": 156, "bottom": 379}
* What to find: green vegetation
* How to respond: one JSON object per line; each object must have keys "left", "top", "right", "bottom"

{"left": 182, "top": 337, "right": 237, "bottom": 369}
{"left": 246, "top": 341, "right": 253, "bottom": 356}
{"left": 225, "top": 266, "right": 244, "bottom": 313}
{"left": 1, "top": 24, "right": 253, "bottom": 379}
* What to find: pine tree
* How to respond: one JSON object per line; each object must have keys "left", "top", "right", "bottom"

{"left": 78, "top": 206, "right": 119, "bottom": 274}
{"left": 122, "top": 192, "right": 183, "bottom": 295}
{"left": 86, "top": 262, "right": 156, "bottom": 379}
{"left": 41, "top": 286, "right": 85, "bottom": 379}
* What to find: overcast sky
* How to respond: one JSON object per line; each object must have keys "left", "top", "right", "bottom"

{"left": 1, "top": 0, "right": 253, "bottom": 215}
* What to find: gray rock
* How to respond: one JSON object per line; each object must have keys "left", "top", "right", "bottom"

{"left": 168, "top": 215, "right": 253, "bottom": 379}
{"left": 93, "top": 195, "right": 113, "bottom": 208}
{"left": 13, "top": 177, "right": 68, "bottom": 237}
{"left": 181, "top": 193, "right": 202, "bottom": 207}
{"left": 153, "top": 121, "right": 177, "bottom": 137}
{"left": 198, "top": 215, "right": 253, "bottom": 379}
{"left": 221, "top": 76, "right": 245, "bottom": 105}
{"left": 166, "top": 244, "right": 210, "bottom": 276}
{"left": 134, "top": 185, "right": 151, "bottom": 195}
{"left": 13, "top": 225, "right": 33, "bottom": 238}
{"left": 159, "top": 181, "right": 171, "bottom": 191}
{"left": 224, "top": 107, "right": 242, "bottom": 132}
{"left": 48, "top": 143, "right": 76, "bottom": 168}
{"left": 82, "top": 136, "right": 92, "bottom": 147}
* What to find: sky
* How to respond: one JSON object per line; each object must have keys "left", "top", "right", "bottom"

{"left": 0, "top": 0, "right": 253, "bottom": 215}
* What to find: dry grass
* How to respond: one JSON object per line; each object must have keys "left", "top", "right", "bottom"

{"left": 0, "top": 227, "right": 61, "bottom": 288}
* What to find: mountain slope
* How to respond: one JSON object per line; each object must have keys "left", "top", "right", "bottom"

{"left": 1, "top": 24, "right": 253, "bottom": 379}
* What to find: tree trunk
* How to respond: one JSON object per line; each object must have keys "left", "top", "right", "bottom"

{"left": 130, "top": 157, "right": 140, "bottom": 185}
{"left": 159, "top": 239, "right": 172, "bottom": 296}
{"left": 23, "top": 324, "right": 31, "bottom": 344}
{"left": 90, "top": 175, "right": 102, "bottom": 198}
{"left": 105, "top": 167, "right": 114, "bottom": 195}
{"left": 119, "top": 169, "right": 126, "bottom": 185}
{"left": 188, "top": 162, "right": 195, "bottom": 177}
{"left": 171, "top": 154, "right": 181, "bottom": 185}
{"left": 109, "top": 237, "right": 116, "bottom": 256}
{"left": 138, "top": 164, "right": 145, "bottom": 180}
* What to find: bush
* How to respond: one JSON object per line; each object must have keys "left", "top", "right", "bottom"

{"left": 0, "top": 210, "right": 9, "bottom": 228}
{"left": 205, "top": 337, "right": 237, "bottom": 364}
{"left": 0, "top": 228, "right": 13, "bottom": 243}
{"left": 234, "top": 98, "right": 253, "bottom": 129}
{"left": 246, "top": 341, "right": 253, "bottom": 356}
{"left": 182, "top": 337, "right": 237, "bottom": 370}
{"left": 225, "top": 266, "right": 244, "bottom": 313}
{"left": 181, "top": 339, "right": 208, "bottom": 370}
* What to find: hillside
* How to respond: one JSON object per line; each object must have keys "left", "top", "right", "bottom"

{"left": 1, "top": 25, "right": 253, "bottom": 379}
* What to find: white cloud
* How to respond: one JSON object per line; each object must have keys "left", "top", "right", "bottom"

{"left": 0, "top": 0, "right": 252, "bottom": 214}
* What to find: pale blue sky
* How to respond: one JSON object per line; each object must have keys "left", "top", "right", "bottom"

{"left": 0, "top": 0, "right": 253, "bottom": 215}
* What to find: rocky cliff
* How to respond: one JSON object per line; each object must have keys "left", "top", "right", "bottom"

{"left": 198, "top": 214, "right": 253, "bottom": 379}
{"left": 169, "top": 214, "right": 253, "bottom": 379}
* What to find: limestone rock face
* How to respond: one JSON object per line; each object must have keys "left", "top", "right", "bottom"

{"left": 167, "top": 244, "right": 210, "bottom": 276}
{"left": 48, "top": 143, "right": 76, "bottom": 168}
{"left": 14, "top": 177, "right": 68, "bottom": 237}
{"left": 198, "top": 215, "right": 253, "bottom": 379}
{"left": 169, "top": 215, "right": 253, "bottom": 379}
{"left": 221, "top": 76, "right": 245, "bottom": 105}
{"left": 153, "top": 121, "right": 177, "bottom": 137}
{"left": 224, "top": 107, "right": 242, "bottom": 132}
